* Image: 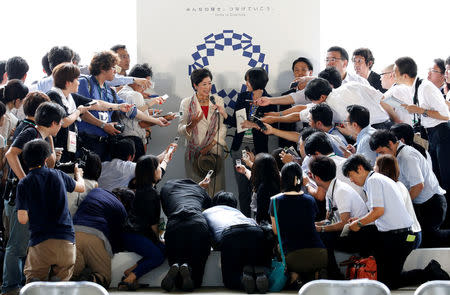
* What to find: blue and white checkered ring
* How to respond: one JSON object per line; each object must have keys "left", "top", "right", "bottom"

{"left": 188, "top": 30, "right": 268, "bottom": 110}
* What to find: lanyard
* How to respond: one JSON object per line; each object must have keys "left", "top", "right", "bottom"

{"left": 96, "top": 83, "right": 105, "bottom": 101}
{"left": 395, "top": 144, "right": 406, "bottom": 157}
{"left": 23, "top": 119, "right": 37, "bottom": 128}
{"left": 249, "top": 93, "right": 257, "bottom": 117}
{"left": 327, "top": 179, "right": 338, "bottom": 219}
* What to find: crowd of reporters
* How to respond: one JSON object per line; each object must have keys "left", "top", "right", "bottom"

{"left": 0, "top": 44, "right": 449, "bottom": 294}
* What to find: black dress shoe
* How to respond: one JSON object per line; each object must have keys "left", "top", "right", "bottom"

{"left": 425, "top": 259, "right": 450, "bottom": 280}
{"left": 242, "top": 265, "right": 256, "bottom": 294}
{"left": 161, "top": 263, "right": 179, "bottom": 292}
{"left": 254, "top": 266, "right": 268, "bottom": 294}
{"left": 179, "top": 263, "right": 194, "bottom": 292}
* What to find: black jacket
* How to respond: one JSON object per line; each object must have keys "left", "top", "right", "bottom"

{"left": 224, "top": 90, "right": 277, "bottom": 154}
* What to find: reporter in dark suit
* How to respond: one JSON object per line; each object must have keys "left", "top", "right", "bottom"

{"left": 223, "top": 67, "right": 276, "bottom": 217}
{"left": 352, "top": 48, "right": 386, "bottom": 92}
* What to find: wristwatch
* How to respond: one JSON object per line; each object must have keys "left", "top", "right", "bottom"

{"left": 357, "top": 220, "right": 364, "bottom": 228}
{"left": 321, "top": 226, "right": 325, "bottom": 232}
{"left": 422, "top": 109, "right": 429, "bottom": 117}
{"left": 100, "top": 122, "right": 106, "bottom": 129}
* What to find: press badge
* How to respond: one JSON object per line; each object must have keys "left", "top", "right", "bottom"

{"left": 67, "top": 131, "right": 77, "bottom": 153}
{"left": 406, "top": 234, "right": 416, "bottom": 242}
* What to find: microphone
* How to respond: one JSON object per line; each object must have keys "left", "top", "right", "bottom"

{"left": 210, "top": 96, "right": 219, "bottom": 113}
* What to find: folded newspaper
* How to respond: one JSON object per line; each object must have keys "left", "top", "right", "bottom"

{"left": 383, "top": 96, "right": 405, "bottom": 109}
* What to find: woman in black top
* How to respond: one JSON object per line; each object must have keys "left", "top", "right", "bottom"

{"left": 251, "top": 153, "right": 280, "bottom": 224}
{"left": 118, "top": 146, "right": 175, "bottom": 290}
{"left": 270, "top": 162, "right": 327, "bottom": 286}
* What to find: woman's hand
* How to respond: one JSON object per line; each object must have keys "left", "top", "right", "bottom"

{"left": 212, "top": 104, "right": 228, "bottom": 119}
{"left": 187, "top": 111, "right": 203, "bottom": 131}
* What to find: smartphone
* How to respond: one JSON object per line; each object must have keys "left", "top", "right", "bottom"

{"left": 290, "top": 81, "right": 299, "bottom": 89}
{"left": 253, "top": 116, "right": 267, "bottom": 131}
{"left": 161, "top": 94, "right": 169, "bottom": 100}
{"left": 168, "top": 137, "right": 179, "bottom": 154}
{"left": 84, "top": 100, "right": 97, "bottom": 107}
{"left": 236, "top": 159, "right": 242, "bottom": 166}
{"left": 206, "top": 169, "right": 214, "bottom": 179}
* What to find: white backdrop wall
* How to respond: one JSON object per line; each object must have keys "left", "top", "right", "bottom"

{"left": 137, "top": 0, "right": 321, "bottom": 193}
{"left": 0, "top": 0, "right": 137, "bottom": 84}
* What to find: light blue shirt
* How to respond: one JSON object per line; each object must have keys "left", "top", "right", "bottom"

{"left": 396, "top": 143, "right": 446, "bottom": 204}
{"left": 363, "top": 171, "right": 413, "bottom": 232}
{"left": 355, "top": 126, "right": 377, "bottom": 166}
{"left": 203, "top": 205, "right": 257, "bottom": 244}
{"left": 328, "top": 127, "right": 348, "bottom": 146}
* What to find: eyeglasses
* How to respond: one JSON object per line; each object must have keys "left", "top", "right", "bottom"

{"left": 428, "top": 68, "right": 443, "bottom": 74}
{"left": 325, "top": 57, "right": 344, "bottom": 63}
{"left": 380, "top": 71, "right": 393, "bottom": 76}
{"left": 352, "top": 58, "right": 365, "bottom": 64}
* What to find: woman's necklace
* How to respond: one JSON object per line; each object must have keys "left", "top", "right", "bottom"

{"left": 197, "top": 95, "right": 209, "bottom": 104}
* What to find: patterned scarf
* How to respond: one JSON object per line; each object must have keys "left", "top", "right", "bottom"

{"left": 186, "top": 94, "right": 219, "bottom": 160}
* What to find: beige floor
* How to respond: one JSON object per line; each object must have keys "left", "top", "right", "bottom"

{"left": 108, "top": 286, "right": 417, "bottom": 294}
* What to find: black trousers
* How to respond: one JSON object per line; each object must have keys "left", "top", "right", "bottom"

{"left": 164, "top": 216, "right": 211, "bottom": 288}
{"left": 427, "top": 122, "right": 450, "bottom": 227}
{"left": 427, "top": 122, "right": 450, "bottom": 193}
{"left": 414, "top": 194, "right": 450, "bottom": 247}
{"left": 374, "top": 230, "right": 414, "bottom": 289}
{"left": 220, "top": 225, "right": 271, "bottom": 290}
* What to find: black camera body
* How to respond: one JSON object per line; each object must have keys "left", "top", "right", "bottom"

{"left": 56, "top": 147, "right": 90, "bottom": 174}
{"left": 114, "top": 124, "right": 125, "bottom": 133}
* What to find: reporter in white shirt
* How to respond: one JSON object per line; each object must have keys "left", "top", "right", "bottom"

{"left": 309, "top": 155, "right": 369, "bottom": 278}
{"left": 374, "top": 154, "right": 422, "bottom": 249}
{"left": 393, "top": 57, "right": 450, "bottom": 197}
{"left": 343, "top": 154, "right": 414, "bottom": 289}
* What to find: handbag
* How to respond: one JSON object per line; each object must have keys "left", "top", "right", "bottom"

{"left": 339, "top": 255, "right": 377, "bottom": 280}
{"left": 268, "top": 197, "right": 288, "bottom": 292}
